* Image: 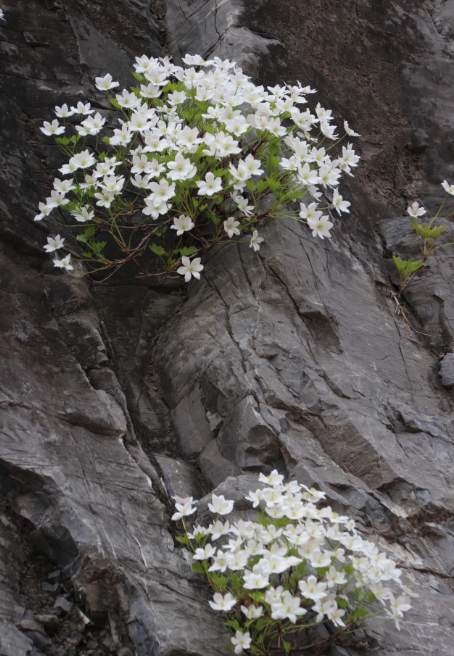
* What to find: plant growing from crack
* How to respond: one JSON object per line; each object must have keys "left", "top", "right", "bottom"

{"left": 390, "top": 190, "right": 454, "bottom": 324}
{"left": 172, "top": 472, "right": 415, "bottom": 655}
{"left": 36, "top": 53, "right": 359, "bottom": 281}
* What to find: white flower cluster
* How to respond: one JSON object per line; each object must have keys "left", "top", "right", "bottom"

{"left": 36, "top": 53, "right": 359, "bottom": 279}
{"left": 173, "top": 472, "right": 414, "bottom": 654}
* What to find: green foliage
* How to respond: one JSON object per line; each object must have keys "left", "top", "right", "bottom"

{"left": 392, "top": 255, "right": 424, "bottom": 289}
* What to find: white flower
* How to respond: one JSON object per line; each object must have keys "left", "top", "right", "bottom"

{"left": 34, "top": 202, "right": 52, "bottom": 222}
{"left": 307, "top": 215, "right": 333, "bottom": 239}
{"left": 209, "top": 592, "right": 237, "bottom": 612}
{"left": 72, "top": 102, "right": 94, "bottom": 115}
{"left": 193, "top": 544, "right": 216, "bottom": 560}
{"left": 171, "top": 501, "right": 197, "bottom": 521}
{"left": 224, "top": 217, "right": 240, "bottom": 238}
{"left": 344, "top": 120, "right": 360, "bottom": 137}
{"left": 208, "top": 494, "right": 234, "bottom": 515}
{"left": 177, "top": 256, "right": 204, "bottom": 282}
{"left": 407, "top": 201, "right": 426, "bottom": 218}
{"left": 168, "top": 90, "right": 187, "bottom": 105}
{"left": 44, "top": 234, "right": 65, "bottom": 253}
{"left": 148, "top": 178, "right": 176, "bottom": 204}
{"left": 55, "top": 104, "right": 75, "bottom": 118}
{"left": 46, "top": 191, "right": 69, "bottom": 209}
{"left": 332, "top": 189, "right": 351, "bottom": 215}
{"left": 225, "top": 550, "right": 249, "bottom": 571}
{"left": 167, "top": 153, "right": 197, "bottom": 181}
{"left": 196, "top": 172, "right": 223, "bottom": 196}
{"left": 53, "top": 177, "right": 75, "bottom": 194}
{"left": 441, "top": 180, "right": 454, "bottom": 195}
{"left": 116, "top": 89, "right": 141, "bottom": 109}
{"left": 40, "top": 120, "right": 65, "bottom": 136}
{"left": 209, "top": 520, "right": 230, "bottom": 541}
{"left": 170, "top": 215, "right": 195, "bottom": 236}
{"left": 271, "top": 591, "right": 306, "bottom": 624}
{"left": 95, "top": 73, "right": 120, "bottom": 91}
{"left": 233, "top": 194, "right": 254, "bottom": 216}
{"left": 249, "top": 230, "right": 264, "bottom": 251}
{"left": 208, "top": 551, "right": 228, "bottom": 572}
{"left": 325, "top": 566, "right": 347, "bottom": 588}
{"left": 244, "top": 489, "right": 263, "bottom": 507}
{"left": 231, "top": 631, "right": 251, "bottom": 655}
{"left": 241, "top": 604, "right": 263, "bottom": 619}
{"left": 70, "top": 149, "right": 96, "bottom": 170}
{"left": 389, "top": 595, "right": 411, "bottom": 618}
{"left": 94, "top": 189, "right": 116, "bottom": 208}
{"left": 328, "top": 605, "right": 346, "bottom": 627}
{"left": 238, "top": 154, "right": 263, "bottom": 176}
{"left": 243, "top": 568, "right": 269, "bottom": 590}
{"left": 53, "top": 255, "right": 73, "bottom": 271}
{"left": 299, "top": 575, "right": 328, "bottom": 601}
{"left": 71, "top": 206, "right": 94, "bottom": 223}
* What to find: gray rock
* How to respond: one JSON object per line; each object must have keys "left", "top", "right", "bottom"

{"left": 53, "top": 597, "right": 73, "bottom": 615}
{"left": 440, "top": 353, "right": 454, "bottom": 388}
{"left": 154, "top": 455, "right": 203, "bottom": 500}
{"left": 3, "top": 1, "right": 454, "bottom": 656}
{"left": 35, "top": 614, "right": 59, "bottom": 634}
{"left": 198, "top": 440, "right": 241, "bottom": 488}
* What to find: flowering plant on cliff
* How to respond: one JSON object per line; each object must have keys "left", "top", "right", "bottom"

{"left": 173, "top": 473, "right": 414, "bottom": 655}
{"left": 36, "top": 53, "right": 359, "bottom": 281}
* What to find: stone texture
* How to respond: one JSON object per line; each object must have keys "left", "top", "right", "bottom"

{"left": 440, "top": 353, "right": 454, "bottom": 389}
{"left": 2, "top": 0, "right": 454, "bottom": 655}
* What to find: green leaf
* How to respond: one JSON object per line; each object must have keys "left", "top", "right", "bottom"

{"left": 76, "top": 226, "right": 96, "bottom": 243}
{"left": 266, "top": 176, "right": 281, "bottom": 192}
{"left": 132, "top": 72, "right": 144, "bottom": 82}
{"left": 191, "top": 562, "right": 205, "bottom": 574}
{"left": 109, "top": 98, "right": 121, "bottom": 110}
{"left": 392, "top": 255, "right": 424, "bottom": 282}
{"left": 336, "top": 597, "right": 349, "bottom": 609}
{"left": 412, "top": 221, "right": 446, "bottom": 241}
{"left": 150, "top": 243, "right": 168, "bottom": 257}
{"left": 175, "top": 535, "right": 189, "bottom": 545}
{"left": 178, "top": 246, "right": 197, "bottom": 257}
{"left": 90, "top": 241, "right": 107, "bottom": 255}
{"left": 354, "top": 588, "right": 365, "bottom": 602}
{"left": 256, "top": 180, "right": 268, "bottom": 194}
{"left": 352, "top": 606, "right": 369, "bottom": 619}
{"left": 248, "top": 592, "right": 264, "bottom": 604}
{"left": 154, "top": 226, "right": 168, "bottom": 237}
{"left": 283, "top": 640, "right": 291, "bottom": 653}
{"left": 55, "top": 136, "right": 70, "bottom": 146}
{"left": 225, "top": 619, "right": 241, "bottom": 631}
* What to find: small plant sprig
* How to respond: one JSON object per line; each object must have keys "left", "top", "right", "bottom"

{"left": 36, "top": 53, "right": 359, "bottom": 281}
{"left": 173, "top": 472, "right": 415, "bottom": 655}
{"left": 392, "top": 184, "right": 454, "bottom": 295}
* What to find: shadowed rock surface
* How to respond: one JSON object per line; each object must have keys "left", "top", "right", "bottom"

{"left": 1, "top": 1, "right": 454, "bottom": 655}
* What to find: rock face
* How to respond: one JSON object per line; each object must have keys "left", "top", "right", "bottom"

{"left": 1, "top": 1, "right": 454, "bottom": 655}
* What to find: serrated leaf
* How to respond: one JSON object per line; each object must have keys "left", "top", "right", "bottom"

{"left": 150, "top": 243, "right": 168, "bottom": 256}
{"left": 412, "top": 221, "right": 446, "bottom": 241}
{"left": 76, "top": 226, "right": 96, "bottom": 243}
{"left": 191, "top": 562, "right": 205, "bottom": 574}
{"left": 178, "top": 246, "right": 196, "bottom": 257}
{"left": 90, "top": 241, "right": 106, "bottom": 255}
